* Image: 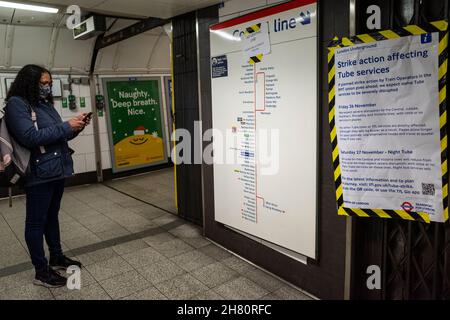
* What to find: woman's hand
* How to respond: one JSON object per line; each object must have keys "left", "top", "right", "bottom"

{"left": 77, "top": 113, "right": 92, "bottom": 126}
{"left": 68, "top": 117, "right": 85, "bottom": 132}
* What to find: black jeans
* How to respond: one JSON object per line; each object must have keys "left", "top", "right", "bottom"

{"left": 25, "top": 179, "right": 65, "bottom": 270}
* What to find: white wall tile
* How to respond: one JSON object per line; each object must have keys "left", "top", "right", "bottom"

{"left": 68, "top": 134, "right": 96, "bottom": 155}
{"left": 101, "top": 151, "right": 112, "bottom": 169}
{"left": 61, "top": 106, "right": 81, "bottom": 119}
{"left": 52, "top": 99, "right": 63, "bottom": 114}
{"left": 98, "top": 116, "right": 108, "bottom": 134}
{"left": 100, "top": 132, "right": 111, "bottom": 152}
{"left": 81, "top": 123, "right": 94, "bottom": 136}
{"left": 79, "top": 85, "right": 91, "bottom": 97}
{"left": 85, "top": 153, "right": 97, "bottom": 172}
{"left": 70, "top": 84, "right": 81, "bottom": 97}
{"left": 72, "top": 154, "right": 87, "bottom": 174}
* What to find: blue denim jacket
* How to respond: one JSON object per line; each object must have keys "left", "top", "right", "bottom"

{"left": 4, "top": 96, "right": 77, "bottom": 187}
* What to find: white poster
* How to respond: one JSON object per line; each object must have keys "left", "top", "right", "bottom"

{"left": 210, "top": 0, "right": 318, "bottom": 258}
{"left": 334, "top": 33, "right": 445, "bottom": 222}
{"left": 243, "top": 22, "right": 271, "bottom": 59}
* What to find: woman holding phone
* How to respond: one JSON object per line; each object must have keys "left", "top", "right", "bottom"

{"left": 4, "top": 65, "right": 91, "bottom": 288}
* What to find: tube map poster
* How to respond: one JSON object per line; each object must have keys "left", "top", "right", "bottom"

{"left": 105, "top": 79, "right": 166, "bottom": 172}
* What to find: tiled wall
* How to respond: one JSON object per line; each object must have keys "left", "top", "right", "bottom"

{"left": 0, "top": 73, "right": 170, "bottom": 175}
{"left": 219, "top": 0, "right": 287, "bottom": 22}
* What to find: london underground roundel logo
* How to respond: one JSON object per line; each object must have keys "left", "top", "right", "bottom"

{"left": 401, "top": 202, "right": 414, "bottom": 213}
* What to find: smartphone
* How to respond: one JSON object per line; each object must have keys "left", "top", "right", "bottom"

{"left": 83, "top": 112, "right": 93, "bottom": 122}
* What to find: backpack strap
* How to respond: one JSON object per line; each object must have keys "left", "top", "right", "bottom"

{"left": 7, "top": 97, "right": 46, "bottom": 154}
{"left": 29, "top": 105, "right": 46, "bottom": 154}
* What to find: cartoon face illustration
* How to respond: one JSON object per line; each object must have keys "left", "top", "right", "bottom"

{"left": 114, "top": 125, "right": 164, "bottom": 168}
{"left": 130, "top": 136, "right": 149, "bottom": 145}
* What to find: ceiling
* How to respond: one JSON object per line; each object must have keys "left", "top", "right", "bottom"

{"left": 0, "top": 0, "right": 223, "bottom": 26}
{"left": 0, "top": 6, "right": 63, "bottom": 26}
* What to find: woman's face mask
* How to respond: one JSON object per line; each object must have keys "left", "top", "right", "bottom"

{"left": 39, "top": 84, "right": 52, "bottom": 98}
{"left": 39, "top": 72, "right": 52, "bottom": 98}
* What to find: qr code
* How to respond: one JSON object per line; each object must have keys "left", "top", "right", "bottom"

{"left": 422, "top": 183, "right": 435, "bottom": 196}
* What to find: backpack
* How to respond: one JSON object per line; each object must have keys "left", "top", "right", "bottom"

{"left": 0, "top": 98, "right": 38, "bottom": 191}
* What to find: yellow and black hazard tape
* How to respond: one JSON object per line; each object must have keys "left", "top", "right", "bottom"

{"left": 244, "top": 23, "right": 261, "bottom": 36}
{"left": 245, "top": 23, "right": 264, "bottom": 65}
{"left": 327, "top": 20, "right": 449, "bottom": 224}
{"left": 249, "top": 54, "right": 264, "bottom": 65}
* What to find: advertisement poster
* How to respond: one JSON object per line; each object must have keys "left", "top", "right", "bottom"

{"left": 333, "top": 31, "right": 447, "bottom": 222}
{"left": 104, "top": 78, "right": 167, "bottom": 172}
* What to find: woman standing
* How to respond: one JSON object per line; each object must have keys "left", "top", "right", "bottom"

{"left": 5, "top": 65, "right": 90, "bottom": 288}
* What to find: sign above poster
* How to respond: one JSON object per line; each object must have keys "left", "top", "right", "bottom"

{"left": 242, "top": 22, "right": 271, "bottom": 60}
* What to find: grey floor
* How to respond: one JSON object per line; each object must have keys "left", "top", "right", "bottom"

{"left": 0, "top": 168, "right": 312, "bottom": 300}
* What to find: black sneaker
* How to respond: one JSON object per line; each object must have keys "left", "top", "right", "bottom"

{"left": 49, "top": 255, "right": 83, "bottom": 270}
{"left": 33, "top": 267, "right": 67, "bottom": 288}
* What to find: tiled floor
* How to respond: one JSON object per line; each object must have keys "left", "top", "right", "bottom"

{"left": 0, "top": 168, "right": 312, "bottom": 300}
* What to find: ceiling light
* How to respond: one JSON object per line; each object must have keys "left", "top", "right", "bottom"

{"left": 0, "top": 1, "right": 59, "bottom": 13}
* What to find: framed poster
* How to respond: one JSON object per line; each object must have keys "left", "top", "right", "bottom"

{"left": 328, "top": 21, "right": 448, "bottom": 223}
{"left": 103, "top": 77, "right": 168, "bottom": 173}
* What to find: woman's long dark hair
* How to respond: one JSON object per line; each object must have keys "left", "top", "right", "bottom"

{"left": 6, "top": 64, "right": 54, "bottom": 106}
